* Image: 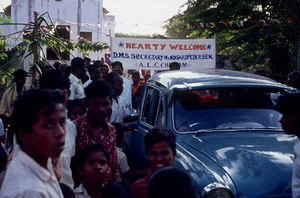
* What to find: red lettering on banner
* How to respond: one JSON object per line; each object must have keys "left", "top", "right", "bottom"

{"left": 138, "top": 44, "right": 144, "bottom": 49}
{"left": 160, "top": 44, "right": 166, "bottom": 50}
{"left": 169, "top": 44, "right": 178, "bottom": 50}
{"left": 153, "top": 44, "right": 159, "bottom": 50}
{"left": 145, "top": 44, "right": 151, "bottom": 49}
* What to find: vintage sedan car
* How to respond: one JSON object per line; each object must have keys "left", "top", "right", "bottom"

{"left": 126, "top": 69, "right": 297, "bottom": 198}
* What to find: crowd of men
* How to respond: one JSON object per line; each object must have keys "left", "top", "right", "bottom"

{"left": 0, "top": 57, "right": 197, "bottom": 198}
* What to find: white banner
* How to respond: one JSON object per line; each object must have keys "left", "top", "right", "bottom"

{"left": 111, "top": 37, "right": 216, "bottom": 71}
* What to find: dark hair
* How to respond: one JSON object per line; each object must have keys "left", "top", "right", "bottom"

{"left": 111, "top": 61, "right": 123, "bottom": 70}
{"left": 39, "top": 70, "right": 70, "bottom": 90}
{"left": 101, "top": 182, "right": 132, "bottom": 198}
{"left": 87, "top": 64, "right": 101, "bottom": 73}
{"left": 84, "top": 57, "right": 91, "bottom": 63}
{"left": 111, "top": 122, "right": 125, "bottom": 146}
{"left": 94, "top": 60, "right": 103, "bottom": 67}
{"left": 145, "top": 127, "right": 176, "bottom": 154}
{"left": 11, "top": 89, "right": 65, "bottom": 146}
{"left": 67, "top": 99, "right": 86, "bottom": 113}
{"left": 169, "top": 62, "right": 180, "bottom": 70}
{"left": 84, "top": 80, "right": 112, "bottom": 100}
{"left": 148, "top": 167, "right": 196, "bottom": 198}
{"left": 132, "top": 71, "right": 140, "bottom": 78}
{"left": 13, "top": 69, "right": 27, "bottom": 79}
{"left": 71, "top": 57, "right": 85, "bottom": 72}
{"left": 53, "top": 61, "right": 61, "bottom": 70}
{"left": 105, "top": 72, "right": 121, "bottom": 85}
{"left": 59, "top": 183, "right": 75, "bottom": 198}
{"left": 65, "top": 66, "right": 72, "bottom": 77}
{"left": 276, "top": 92, "right": 300, "bottom": 113}
{"left": 77, "top": 144, "right": 108, "bottom": 168}
{"left": 42, "top": 65, "right": 55, "bottom": 73}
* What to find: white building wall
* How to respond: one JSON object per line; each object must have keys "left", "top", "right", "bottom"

{"left": 6, "top": 0, "right": 107, "bottom": 62}
{"left": 102, "top": 15, "right": 115, "bottom": 56}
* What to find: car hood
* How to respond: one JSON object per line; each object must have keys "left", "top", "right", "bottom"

{"left": 183, "top": 131, "right": 297, "bottom": 197}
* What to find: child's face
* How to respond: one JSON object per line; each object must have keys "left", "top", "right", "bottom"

{"left": 68, "top": 106, "right": 86, "bottom": 121}
{"left": 22, "top": 104, "right": 66, "bottom": 161}
{"left": 82, "top": 151, "right": 108, "bottom": 184}
{"left": 147, "top": 141, "right": 176, "bottom": 171}
{"left": 86, "top": 96, "right": 111, "bottom": 123}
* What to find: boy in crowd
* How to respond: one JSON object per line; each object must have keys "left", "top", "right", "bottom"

{"left": 131, "top": 127, "right": 176, "bottom": 198}
{"left": 74, "top": 144, "right": 109, "bottom": 198}
{"left": 276, "top": 92, "right": 300, "bottom": 197}
{"left": 76, "top": 81, "right": 119, "bottom": 182}
{"left": 39, "top": 70, "right": 77, "bottom": 188}
{"left": 0, "top": 89, "right": 66, "bottom": 197}
{"left": 67, "top": 99, "right": 87, "bottom": 122}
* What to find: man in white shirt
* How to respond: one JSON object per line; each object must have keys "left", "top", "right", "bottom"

{"left": 106, "top": 72, "right": 129, "bottom": 123}
{"left": 69, "top": 57, "right": 86, "bottom": 100}
{"left": 276, "top": 92, "right": 300, "bottom": 198}
{"left": 0, "top": 89, "right": 65, "bottom": 198}
{"left": 83, "top": 64, "right": 102, "bottom": 89}
{"left": 111, "top": 61, "right": 133, "bottom": 115}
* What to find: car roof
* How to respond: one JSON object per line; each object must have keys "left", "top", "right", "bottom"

{"left": 149, "top": 69, "right": 289, "bottom": 90}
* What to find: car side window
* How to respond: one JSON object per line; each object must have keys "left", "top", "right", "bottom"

{"left": 142, "top": 87, "right": 161, "bottom": 126}
{"left": 155, "top": 95, "right": 164, "bottom": 127}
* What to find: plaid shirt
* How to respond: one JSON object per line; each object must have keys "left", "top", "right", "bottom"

{"left": 131, "top": 171, "right": 152, "bottom": 198}
{"left": 75, "top": 114, "right": 119, "bottom": 183}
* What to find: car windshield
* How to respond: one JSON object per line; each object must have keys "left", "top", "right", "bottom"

{"left": 174, "top": 87, "right": 285, "bottom": 132}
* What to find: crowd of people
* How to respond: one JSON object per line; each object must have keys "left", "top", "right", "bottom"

{"left": 0, "top": 57, "right": 197, "bottom": 198}
{"left": 1, "top": 56, "right": 300, "bottom": 197}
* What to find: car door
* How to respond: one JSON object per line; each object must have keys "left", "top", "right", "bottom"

{"left": 126, "top": 84, "right": 165, "bottom": 170}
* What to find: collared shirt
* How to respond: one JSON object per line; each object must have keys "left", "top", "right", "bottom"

{"left": 83, "top": 79, "right": 92, "bottom": 89}
{"left": 109, "top": 97, "right": 129, "bottom": 123}
{"left": 69, "top": 74, "right": 85, "bottom": 100}
{"left": 293, "top": 140, "right": 300, "bottom": 198}
{"left": 0, "top": 85, "right": 27, "bottom": 117}
{"left": 131, "top": 171, "right": 152, "bottom": 198}
{"left": 75, "top": 114, "right": 119, "bottom": 182}
{"left": 0, "top": 149, "right": 63, "bottom": 198}
{"left": 60, "top": 119, "right": 77, "bottom": 189}
{"left": 120, "top": 77, "right": 133, "bottom": 115}
{"left": 11, "top": 119, "right": 76, "bottom": 189}
{"left": 74, "top": 184, "right": 91, "bottom": 198}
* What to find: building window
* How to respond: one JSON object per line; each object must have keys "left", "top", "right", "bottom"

{"left": 79, "top": 32, "right": 92, "bottom": 41}
{"left": 47, "top": 25, "right": 70, "bottom": 60}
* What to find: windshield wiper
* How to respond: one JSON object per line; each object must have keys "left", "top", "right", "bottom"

{"left": 195, "top": 126, "right": 283, "bottom": 134}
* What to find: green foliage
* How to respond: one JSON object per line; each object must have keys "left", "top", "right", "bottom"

{"left": 0, "top": 12, "right": 108, "bottom": 89}
{"left": 165, "top": 0, "right": 300, "bottom": 81}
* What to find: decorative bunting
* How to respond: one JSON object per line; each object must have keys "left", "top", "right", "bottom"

{"left": 47, "top": 17, "right": 295, "bottom": 31}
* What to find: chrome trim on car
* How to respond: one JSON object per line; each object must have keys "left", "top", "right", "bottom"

{"left": 201, "top": 182, "right": 233, "bottom": 198}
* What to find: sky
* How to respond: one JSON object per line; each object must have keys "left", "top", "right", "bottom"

{"left": 0, "top": 0, "right": 188, "bottom": 35}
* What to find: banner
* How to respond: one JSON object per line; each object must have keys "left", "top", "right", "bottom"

{"left": 111, "top": 37, "right": 216, "bottom": 71}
